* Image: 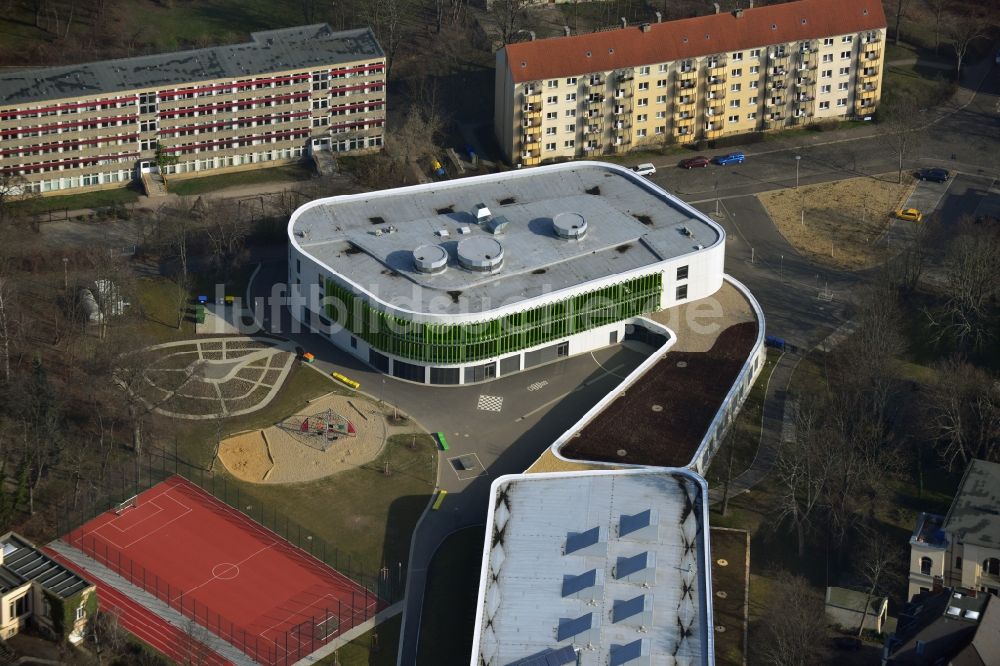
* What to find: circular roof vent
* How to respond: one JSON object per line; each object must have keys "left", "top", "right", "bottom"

{"left": 457, "top": 237, "right": 504, "bottom": 273}
{"left": 413, "top": 244, "right": 448, "bottom": 274}
{"left": 553, "top": 212, "right": 587, "bottom": 240}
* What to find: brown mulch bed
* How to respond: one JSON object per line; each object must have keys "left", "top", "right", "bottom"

{"left": 711, "top": 528, "right": 749, "bottom": 666}
{"left": 559, "top": 322, "right": 757, "bottom": 467}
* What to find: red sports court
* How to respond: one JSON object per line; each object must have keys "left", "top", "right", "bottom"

{"left": 64, "top": 475, "right": 380, "bottom": 665}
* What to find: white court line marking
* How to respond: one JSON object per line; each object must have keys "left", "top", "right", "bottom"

{"left": 90, "top": 491, "right": 194, "bottom": 550}
{"left": 266, "top": 593, "right": 381, "bottom": 655}
{"left": 106, "top": 500, "right": 166, "bottom": 533}
{"left": 170, "top": 542, "right": 277, "bottom": 602}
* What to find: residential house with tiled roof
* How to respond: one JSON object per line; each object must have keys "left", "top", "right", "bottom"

{"left": 494, "top": 0, "right": 886, "bottom": 164}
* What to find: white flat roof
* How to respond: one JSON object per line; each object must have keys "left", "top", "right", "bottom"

{"left": 289, "top": 162, "right": 723, "bottom": 317}
{"left": 472, "top": 469, "right": 714, "bottom": 666}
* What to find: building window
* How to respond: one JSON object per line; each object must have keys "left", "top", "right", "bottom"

{"left": 636, "top": 128, "right": 647, "bottom": 138}
{"left": 654, "top": 126, "right": 665, "bottom": 134}
{"left": 140, "top": 139, "right": 156, "bottom": 151}
{"left": 677, "top": 265, "right": 689, "bottom": 280}
{"left": 956, "top": 557, "right": 963, "bottom": 569}
{"left": 565, "top": 93, "right": 576, "bottom": 102}
{"left": 841, "top": 50, "right": 851, "bottom": 59}
{"left": 750, "top": 65, "right": 759, "bottom": 74}
{"left": 731, "top": 68, "right": 742, "bottom": 77}
{"left": 565, "top": 124, "right": 575, "bottom": 133}
{"left": 750, "top": 49, "right": 761, "bottom": 58}
{"left": 749, "top": 80, "right": 759, "bottom": 89}
{"left": 839, "top": 67, "right": 850, "bottom": 76}
{"left": 728, "top": 114, "right": 739, "bottom": 123}
{"left": 655, "top": 95, "right": 667, "bottom": 104}
{"left": 637, "top": 98, "right": 648, "bottom": 107}
{"left": 985, "top": 558, "right": 1000, "bottom": 575}
{"left": 639, "top": 66, "right": 650, "bottom": 75}
{"left": 565, "top": 109, "right": 576, "bottom": 117}
{"left": 637, "top": 82, "right": 649, "bottom": 91}
{"left": 655, "top": 111, "right": 666, "bottom": 119}
{"left": 823, "top": 38, "right": 834, "bottom": 46}
{"left": 729, "top": 99, "right": 741, "bottom": 108}
{"left": 842, "top": 35, "right": 853, "bottom": 43}
{"left": 547, "top": 80, "right": 558, "bottom": 88}
{"left": 566, "top": 77, "right": 577, "bottom": 85}
{"left": 838, "top": 82, "right": 849, "bottom": 90}
{"left": 656, "top": 79, "right": 667, "bottom": 88}
{"left": 8, "top": 595, "right": 28, "bottom": 619}
{"left": 636, "top": 113, "right": 648, "bottom": 122}
{"left": 545, "top": 111, "right": 557, "bottom": 120}
{"left": 75, "top": 606, "right": 86, "bottom": 621}
{"left": 920, "top": 557, "right": 933, "bottom": 575}
{"left": 821, "top": 69, "right": 833, "bottom": 78}
{"left": 746, "top": 112, "right": 757, "bottom": 120}
{"left": 821, "top": 84, "right": 832, "bottom": 93}
{"left": 544, "top": 142, "right": 556, "bottom": 151}
{"left": 822, "top": 54, "right": 833, "bottom": 63}
{"left": 730, "top": 83, "right": 741, "bottom": 92}
{"left": 676, "top": 285, "right": 688, "bottom": 300}
{"left": 837, "top": 98, "right": 847, "bottom": 107}
{"left": 546, "top": 95, "right": 557, "bottom": 104}
{"left": 545, "top": 127, "right": 556, "bottom": 135}
{"left": 731, "top": 52, "right": 743, "bottom": 60}
{"left": 819, "top": 101, "right": 830, "bottom": 110}
{"left": 658, "top": 63, "right": 668, "bottom": 72}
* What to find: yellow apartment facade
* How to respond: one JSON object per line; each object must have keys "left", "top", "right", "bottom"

{"left": 495, "top": 0, "right": 886, "bottom": 165}
{"left": 0, "top": 25, "right": 385, "bottom": 196}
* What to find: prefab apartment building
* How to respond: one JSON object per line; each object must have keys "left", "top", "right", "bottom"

{"left": 0, "top": 24, "right": 385, "bottom": 196}
{"left": 495, "top": 0, "right": 886, "bottom": 165}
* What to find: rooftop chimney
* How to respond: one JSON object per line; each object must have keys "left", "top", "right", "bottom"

{"left": 563, "top": 25, "right": 571, "bottom": 37}
{"left": 655, "top": 11, "right": 663, "bottom": 23}
{"left": 620, "top": 17, "right": 627, "bottom": 29}
{"left": 713, "top": 2, "right": 720, "bottom": 13}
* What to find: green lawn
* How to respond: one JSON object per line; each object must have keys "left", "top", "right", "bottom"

{"left": 167, "top": 164, "right": 314, "bottom": 196}
{"left": 883, "top": 62, "right": 954, "bottom": 108}
{"left": 417, "top": 527, "right": 486, "bottom": 666}
{"left": 135, "top": 276, "right": 197, "bottom": 343}
{"left": 11, "top": 187, "right": 141, "bottom": 217}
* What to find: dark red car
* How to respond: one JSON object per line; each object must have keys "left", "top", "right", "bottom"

{"left": 679, "top": 156, "right": 710, "bottom": 169}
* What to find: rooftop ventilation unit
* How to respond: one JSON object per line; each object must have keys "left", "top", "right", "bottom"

{"left": 474, "top": 203, "right": 492, "bottom": 223}
{"left": 553, "top": 212, "right": 587, "bottom": 240}
{"left": 486, "top": 216, "right": 509, "bottom": 235}
{"left": 457, "top": 237, "right": 503, "bottom": 273}
{"left": 412, "top": 244, "right": 448, "bottom": 274}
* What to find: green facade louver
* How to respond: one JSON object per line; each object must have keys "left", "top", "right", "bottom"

{"left": 324, "top": 273, "right": 663, "bottom": 364}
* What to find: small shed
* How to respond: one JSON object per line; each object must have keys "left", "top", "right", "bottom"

{"left": 825, "top": 586, "right": 888, "bottom": 634}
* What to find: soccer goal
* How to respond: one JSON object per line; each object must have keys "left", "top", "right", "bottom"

{"left": 313, "top": 615, "right": 340, "bottom": 641}
{"left": 114, "top": 495, "right": 139, "bottom": 515}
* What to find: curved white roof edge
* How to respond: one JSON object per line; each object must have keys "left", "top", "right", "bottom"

{"left": 470, "top": 467, "right": 715, "bottom": 666}
{"left": 287, "top": 161, "right": 727, "bottom": 324}
{"left": 548, "top": 274, "right": 765, "bottom": 471}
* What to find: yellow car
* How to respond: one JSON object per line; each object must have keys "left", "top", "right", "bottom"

{"left": 894, "top": 208, "right": 923, "bottom": 222}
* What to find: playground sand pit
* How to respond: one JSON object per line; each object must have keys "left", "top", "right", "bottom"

{"left": 217, "top": 393, "right": 410, "bottom": 484}
{"left": 218, "top": 432, "right": 273, "bottom": 481}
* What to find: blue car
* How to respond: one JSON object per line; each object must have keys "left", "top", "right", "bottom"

{"left": 714, "top": 152, "right": 746, "bottom": 165}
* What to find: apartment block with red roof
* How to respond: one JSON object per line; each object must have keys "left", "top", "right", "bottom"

{"left": 0, "top": 25, "right": 385, "bottom": 197}
{"left": 495, "top": 0, "right": 886, "bottom": 165}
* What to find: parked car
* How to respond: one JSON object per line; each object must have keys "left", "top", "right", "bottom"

{"left": 714, "top": 151, "right": 746, "bottom": 165}
{"left": 915, "top": 167, "right": 950, "bottom": 183}
{"left": 894, "top": 208, "right": 923, "bottom": 222}
{"left": 679, "top": 156, "right": 710, "bottom": 169}
{"left": 631, "top": 163, "right": 656, "bottom": 176}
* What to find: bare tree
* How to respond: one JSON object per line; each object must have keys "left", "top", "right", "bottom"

{"left": 756, "top": 571, "right": 830, "bottom": 666}
{"left": 0, "top": 276, "right": 13, "bottom": 384}
{"left": 891, "top": 0, "right": 911, "bottom": 45}
{"left": 852, "top": 530, "right": 904, "bottom": 637}
{"left": 385, "top": 77, "right": 448, "bottom": 163}
{"left": 364, "top": 0, "right": 413, "bottom": 78}
{"left": 924, "top": 223, "right": 1000, "bottom": 350}
{"left": 947, "top": 14, "right": 987, "bottom": 82}
{"left": 490, "top": 0, "right": 532, "bottom": 45}
{"left": 156, "top": 204, "right": 192, "bottom": 328}
{"left": 775, "top": 399, "right": 833, "bottom": 557}
{"left": 879, "top": 97, "right": 923, "bottom": 184}
{"left": 925, "top": 0, "right": 949, "bottom": 53}
{"left": 924, "top": 358, "right": 1000, "bottom": 468}
{"left": 202, "top": 199, "right": 248, "bottom": 286}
